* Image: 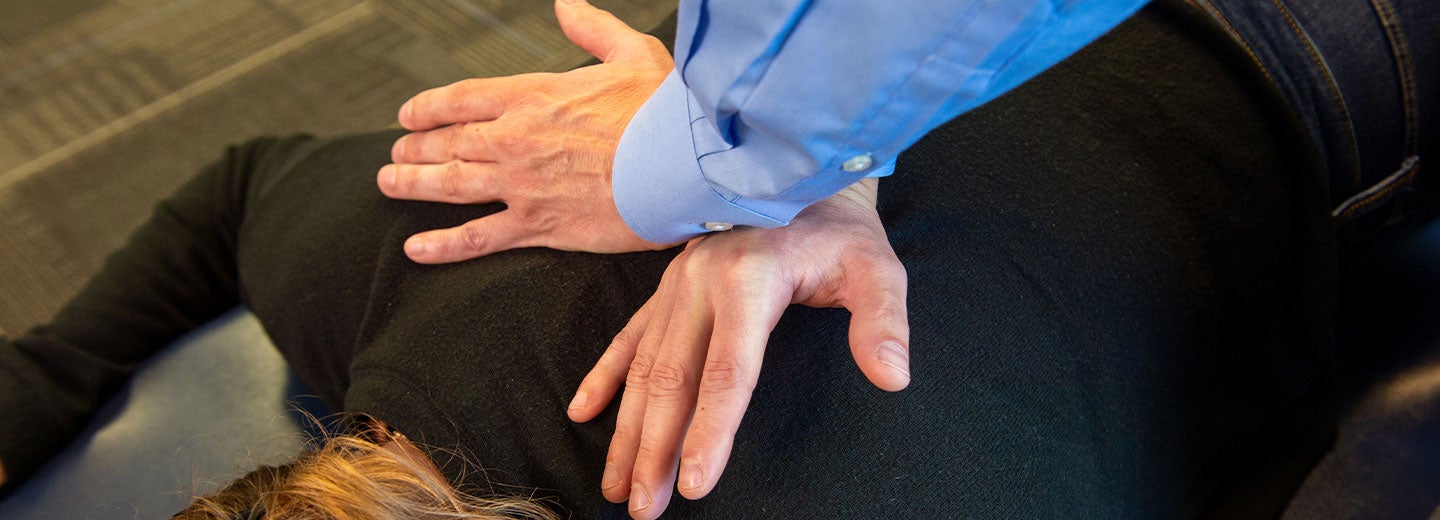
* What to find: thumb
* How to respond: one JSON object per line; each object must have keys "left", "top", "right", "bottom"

{"left": 844, "top": 258, "right": 911, "bottom": 392}
{"left": 555, "top": 0, "right": 645, "bottom": 63}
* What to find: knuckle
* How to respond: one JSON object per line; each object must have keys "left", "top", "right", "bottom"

{"left": 444, "top": 84, "right": 473, "bottom": 115}
{"left": 879, "top": 256, "right": 908, "bottom": 280}
{"left": 637, "top": 34, "right": 665, "bottom": 51}
{"left": 440, "top": 126, "right": 462, "bottom": 156}
{"left": 633, "top": 437, "right": 669, "bottom": 461}
{"left": 495, "top": 130, "right": 528, "bottom": 157}
{"left": 625, "top": 352, "right": 656, "bottom": 388}
{"left": 870, "top": 300, "right": 908, "bottom": 325}
{"left": 458, "top": 77, "right": 486, "bottom": 91}
{"left": 459, "top": 222, "right": 489, "bottom": 254}
{"left": 610, "top": 422, "right": 638, "bottom": 446}
{"left": 440, "top": 161, "right": 466, "bottom": 198}
{"left": 611, "top": 328, "right": 641, "bottom": 353}
{"left": 622, "top": 34, "right": 667, "bottom": 62}
{"left": 647, "top": 361, "right": 693, "bottom": 395}
{"left": 457, "top": 123, "right": 485, "bottom": 157}
{"left": 699, "top": 359, "right": 752, "bottom": 394}
{"left": 716, "top": 265, "right": 750, "bottom": 287}
{"left": 718, "top": 259, "right": 770, "bottom": 287}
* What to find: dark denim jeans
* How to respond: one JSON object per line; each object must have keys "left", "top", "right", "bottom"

{"left": 1196, "top": 0, "right": 1439, "bottom": 237}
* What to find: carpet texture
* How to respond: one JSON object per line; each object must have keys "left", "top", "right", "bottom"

{"left": 0, "top": 0, "right": 676, "bottom": 334}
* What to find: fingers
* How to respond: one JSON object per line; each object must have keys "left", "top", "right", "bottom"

{"left": 554, "top": 0, "right": 653, "bottom": 63}
{"left": 391, "top": 122, "right": 502, "bottom": 164}
{"left": 626, "top": 287, "right": 713, "bottom": 519}
{"left": 570, "top": 297, "right": 656, "bottom": 423}
{"left": 604, "top": 380, "right": 647, "bottom": 503}
{"left": 676, "top": 285, "right": 788, "bottom": 500}
{"left": 377, "top": 161, "right": 505, "bottom": 204}
{"left": 403, "top": 211, "right": 530, "bottom": 263}
{"left": 845, "top": 258, "right": 912, "bottom": 392}
{"left": 399, "top": 77, "right": 527, "bottom": 131}
{"left": 601, "top": 287, "right": 678, "bottom": 504}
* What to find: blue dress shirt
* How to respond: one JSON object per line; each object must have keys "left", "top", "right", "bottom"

{"left": 612, "top": 0, "right": 1150, "bottom": 244}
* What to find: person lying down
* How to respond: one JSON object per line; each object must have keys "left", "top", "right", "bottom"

{"left": 2, "top": 0, "right": 1432, "bottom": 517}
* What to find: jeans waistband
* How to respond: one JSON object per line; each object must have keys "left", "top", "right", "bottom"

{"left": 1192, "top": 0, "right": 1425, "bottom": 223}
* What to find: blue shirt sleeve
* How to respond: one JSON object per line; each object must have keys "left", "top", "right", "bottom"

{"left": 613, "top": 0, "right": 1149, "bottom": 244}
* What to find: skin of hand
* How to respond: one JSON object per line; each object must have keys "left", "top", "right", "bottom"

{"left": 379, "top": 0, "right": 677, "bottom": 263}
{"left": 566, "top": 178, "right": 911, "bottom": 520}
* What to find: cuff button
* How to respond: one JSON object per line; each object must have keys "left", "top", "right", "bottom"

{"left": 703, "top": 222, "right": 734, "bottom": 231}
{"left": 842, "top": 154, "right": 875, "bottom": 173}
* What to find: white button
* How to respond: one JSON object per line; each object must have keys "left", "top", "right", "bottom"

{"left": 842, "top": 154, "right": 875, "bottom": 172}
{"left": 703, "top": 222, "right": 733, "bottom": 231}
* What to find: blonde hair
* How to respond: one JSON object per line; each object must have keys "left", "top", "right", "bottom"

{"left": 172, "top": 416, "right": 559, "bottom": 520}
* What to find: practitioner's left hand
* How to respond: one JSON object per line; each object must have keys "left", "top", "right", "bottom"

{"left": 380, "top": 0, "right": 676, "bottom": 263}
{"left": 566, "top": 179, "right": 911, "bottom": 520}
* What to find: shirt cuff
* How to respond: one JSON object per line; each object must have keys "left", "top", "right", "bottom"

{"left": 613, "top": 70, "right": 790, "bottom": 244}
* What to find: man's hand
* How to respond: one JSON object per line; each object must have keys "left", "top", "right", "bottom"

{"left": 380, "top": 0, "right": 676, "bottom": 263}
{"left": 566, "top": 179, "right": 911, "bottom": 519}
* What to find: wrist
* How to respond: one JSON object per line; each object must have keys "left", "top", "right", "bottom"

{"left": 802, "top": 178, "right": 881, "bottom": 226}
{"left": 835, "top": 178, "right": 880, "bottom": 208}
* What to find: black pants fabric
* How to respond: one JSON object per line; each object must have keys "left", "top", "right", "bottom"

{"left": 0, "top": 2, "right": 1346, "bottom": 518}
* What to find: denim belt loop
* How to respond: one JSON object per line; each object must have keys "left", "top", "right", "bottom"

{"left": 1193, "top": 0, "right": 1426, "bottom": 227}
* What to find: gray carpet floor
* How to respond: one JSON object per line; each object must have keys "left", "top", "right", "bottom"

{"left": 0, "top": 0, "right": 676, "bottom": 336}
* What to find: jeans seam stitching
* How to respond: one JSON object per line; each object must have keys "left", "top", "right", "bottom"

{"left": 1366, "top": 0, "right": 1420, "bottom": 157}
{"left": 1270, "top": 0, "right": 1364, "bottom": 192}
{"left": 1194, "top": 0, "right": 1280, "bottom": 89}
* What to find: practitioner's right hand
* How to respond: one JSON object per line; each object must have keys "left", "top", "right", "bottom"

{"left": 567, "top": 179, "right": 911, "bottom": 520}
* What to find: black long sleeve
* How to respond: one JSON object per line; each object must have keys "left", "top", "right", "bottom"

{"left": 0, "top": 135, "right": 319, "bottom": 485}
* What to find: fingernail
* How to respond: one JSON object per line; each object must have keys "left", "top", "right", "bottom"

{"left": 601, "top": 463, "right": 622, "bottom": 490}
{"left": 400, "top": 100, "right": 414, "bottom": 123}
{"left": 875, "top": 341, "right": 910, "bottom": 378}
{"left": 568, "top": 391, "right": 588, "bottom": 411}
{"left": 391, "top": 137, "right": 408, "bottom": 159}
{"left": 679, "top": 457, "right": 704, "bottom": 491}
{"left": 406, "top": 238, "right": 428, "bottom": 256}
{"left": 629, "top": 483, "right": 651, "bottom": 511}
{"left": 379, "top": 165, "right": 396, "bottom": 190}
